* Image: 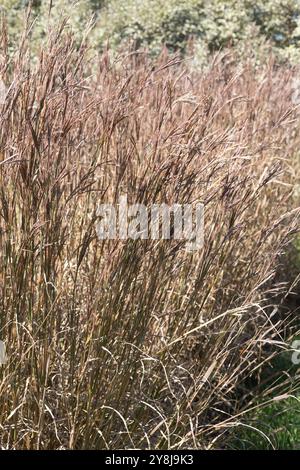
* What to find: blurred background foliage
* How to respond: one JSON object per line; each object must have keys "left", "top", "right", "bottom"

{"left": 1, "top": 0, "right": 300, "bottom": 63}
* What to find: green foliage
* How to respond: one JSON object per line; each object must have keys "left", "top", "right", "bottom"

{"left": 231, "top": 346, "right": 300, "bottom": 449}
{"left": 2, "top": 0, "right": 300, "bottom": 61}
{"left": 95, "top": 0, "right": 300, "bottom": 60}
{"left": 1, "top": 1, "right": 96, "bottom": 44}
{"left": 35, "top": 0, "right": 93, "bottom": 40}
{"left": 233, "top": 397, "right": 300, "bottom": 449}
{"left": 0, "top": 1, "right": 25, "bottom": 37}
{"left": 89, "top": 0, "right": 106, "bottom": 11}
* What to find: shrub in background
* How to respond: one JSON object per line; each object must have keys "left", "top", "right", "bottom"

{"left": 96, "top": 0, "right": 300, "bottom": 61}
{"left": 2, "top": 1, "right": 300, "bottom": 62}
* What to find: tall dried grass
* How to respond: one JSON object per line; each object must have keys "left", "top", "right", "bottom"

{"left": 0, "top": 19, "right": 299, "bottom": 449}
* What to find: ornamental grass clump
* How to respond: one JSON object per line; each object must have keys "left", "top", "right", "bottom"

{"left": 0, "top": 18, "right": 299, "bottom": 449}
